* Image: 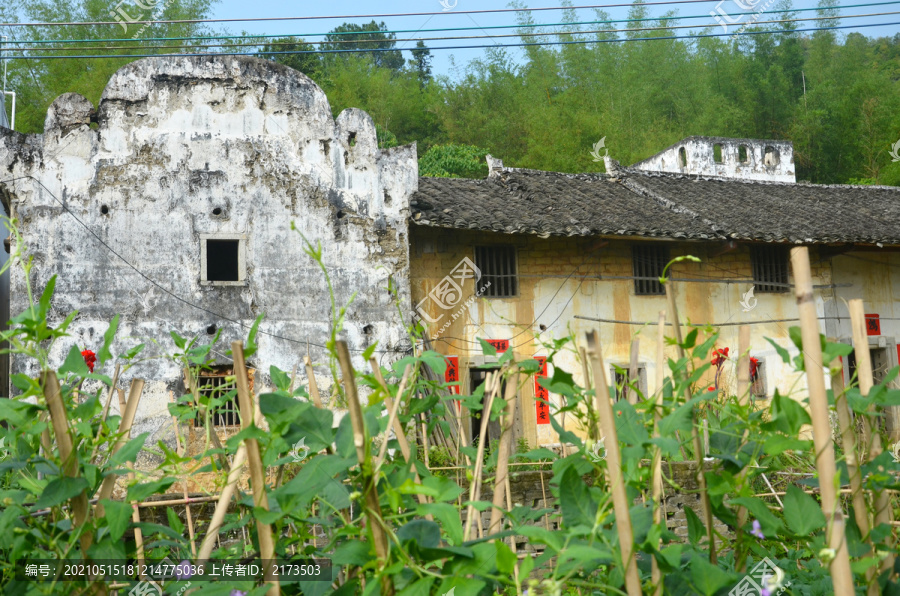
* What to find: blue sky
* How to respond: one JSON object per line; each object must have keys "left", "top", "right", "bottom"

{"left": 210, "top": 0, "right": 900, "bottom": 78}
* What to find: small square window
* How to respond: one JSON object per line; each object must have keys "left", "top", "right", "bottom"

{"left": 750, "top": 245, "right": 788, "bottom": 293}
{"left": 201, "top": 234, "right": 247, "bottom": 286}
{"left": 475, "top": 245, "right": 517, "bottom": 298}
{"left": 633, "top": 244, "right": 668, "bottom": 295}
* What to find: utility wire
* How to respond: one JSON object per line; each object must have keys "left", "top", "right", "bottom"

{"left": 0, "top": 0, "right": 827, "bottom": 28}
{"left": 8, "top": 1, "right": 897, "bottom": 47}
{"left": 1, "top": 21, "right": 894, "bottom": 60}
{"left": 9, "top": 11, "right": 896, "bottom": 54}
{"left": 0, "top": 175, "right": 409, "bottom": 354}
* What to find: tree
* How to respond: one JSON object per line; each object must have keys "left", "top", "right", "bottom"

{"left": 418, "top": 144, "right": 490, "bottom": 178}
{"left": 322, "top": 21, "right": 404, "bottom": 72}
{"left": 257, "top": 37, "right": 322, "bottom": 78}
{"left": 409, "top": 41, "right": 433, "bottom": 85}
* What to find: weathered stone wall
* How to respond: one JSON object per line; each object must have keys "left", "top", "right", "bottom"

{"left": 632, "top": 136, "right": 795, "bottom": 182}
{"left": 0, "top": 56, "right": 416, "bottom": 462}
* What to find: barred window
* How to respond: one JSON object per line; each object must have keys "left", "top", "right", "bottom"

{"left": 193, "top": 367, "right": 241, "bottom": 428}
{"left": 751, "top": 360, "right": 767, "bottom": 399}
{"left": 611, "top": 365, "right": 648, "bottom": 402}
{"left": 632, "top": 245, "right": 669, "bottom": 295}
{"left": 751, "top": 245, "right": 789, "bottom": 293}
{"left": 475, "top": 245, "right": 517, "bottom": 298}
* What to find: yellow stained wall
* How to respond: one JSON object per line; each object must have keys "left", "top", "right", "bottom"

{"left": 410, "top": 226, "right": 843, "bottom": 447}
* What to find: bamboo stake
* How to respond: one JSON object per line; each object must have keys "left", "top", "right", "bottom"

{"left": 169, "top": 391, "right": 196, "bottom": 557}
{"left": 665, "top": 282, "right": 716, "bottom": 563}
{"left": 464, "top": 371, "right": 500, "bottom": 542}
{"left": 373, "top": 364, "right": 414, "bottom": 474}
{"left": 489, "top": 372, "right": 521, "bottom": 536}
{"left": 585, "top": 331, "right": 642, "bottom": 596}
{"left": 369, "top": 359, "right": 415, "bottom": 462}
{"left": 95, "top": 379, "right": 145, "bottom": 515}
{"left": 579, "top": 346, "right": 597, "bottom": 441}
{"left": 304, "top": 355, "right": 324, "bottom": 409}
{"left": 791, "top": 247, "right": 855, "bottom": 595}
{"left": 232, "top": 341, "right": 279, "bottom": 596}
{"left": 197, "top": 443, "right": 248, "bottom": 560}
{"left": 41, "top": 371, "right": 92, "bottom": 554}
{"left": 336, "top": 341, "right": 393, "bottom": 596}
{"left": 115, "top": 387, "right": 145, "bottom": 576}
{"left": 651, "top": 311, "right": 666, "bottom": 596}
{"left": 627, "top": 339, "right": 640, "bottom": 404}
{"left": 849, "top": 300, "right": 896, "bottom": 580}
{"left": 736, "top": 326, "right": 751, "bottom": 404}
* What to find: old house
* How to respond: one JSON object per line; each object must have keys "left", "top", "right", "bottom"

{"left": 0, "top": 56, "right": 416, "bottom": 454}
{"left": 1, "top": 55, "right": 899, "bottom": 458}
{"left": 410, "top": 139, "right": 900, "bottom": 448}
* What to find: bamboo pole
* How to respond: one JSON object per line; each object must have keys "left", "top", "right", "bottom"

{"left": 627, "top": 339, "right": 640, "bottom": 404}
{"left": 41, "top": 370, "right": 92, "bottom": 554}
{"left": 304, "top": 355, "right": 324, "bottom": 409}
{"left": 197, "top": 444, "right": 248, "bottom": 560}
{"left": 95, "top": 379, "right": 145, "bottom": 515}
{"left": 336, "top": 341, "right": 393, "bottom": 596}
{"left": 849, "top": 300, "right": 896, "bottom": 580}
{"left": 464, "top": 371, "right": 501, "bottom": 542}
{"left": 488, "top": 372, "right": 521, "bottom": 536}
{"left": 651, "top": 311, "right": 666, "bottom": 596}
{"left": 169, "top": 391, "right": 196, "bottom": 557}
{"left": 586, "top": 331, "right": 642, "bottom": 596}
{"left": 369, "top": 359, "right": 415, "bottom": 462}
{"left": 232, "top": 341, "right": 279, "bottom": 596}
{"left": 665, "top": 282, "right": 717, "bottom": 563}
{"left": 579, "top": 346, "right": 597, "bottom": 441}
{"left": 790, "top": 246, "right": 855, "bottom": 594}
{"left": 736, "top": 326, "right": 751, "bottom": 403}
{"left": 115, "top": 387, "right": 146, "bottom": 575}
{"left": 373, "top": 365, "right": 414, "bottom": 474}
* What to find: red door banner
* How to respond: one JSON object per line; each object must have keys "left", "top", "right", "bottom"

{"left": 445, "top": 355, "right": 460, "bottom": 395}
{"left": 534, "top": 356, "right": 550, "bottom": 425}
{"left": 865, "top": 314, "right": 881, "bottom": 336}
{"left": 486, "top": 339, "right": 510, "bottom": 353}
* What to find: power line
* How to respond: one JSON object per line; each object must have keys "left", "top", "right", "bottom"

{"left": 8, "top": 0, "right": 897, "bottom": 47}
{"left": 1, "top": 21, "right": 895, "bottom": 61}
{"left": 9, "top": 10, "right": 897, "bottom": 54}
{"left": 0, "top": 1, "right": 807, "bottom": 29}
{"left": 0, "top": 175, "right": 409, "bottom": 355}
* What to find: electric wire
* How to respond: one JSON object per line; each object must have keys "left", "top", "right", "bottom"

{"left": 7, "top": 0, "right": 893, "bottom": 47}
{"left": 0, "top": 175, "right": 410, "bottom": 354}
{"left": 0, "top": 21, "right": 895, "bottom": 60}
{"left": 0, "top": 0, "right": 849, "bottom": 28}
{"left": 8, "top": 10, "right": 895, "bottom": 53}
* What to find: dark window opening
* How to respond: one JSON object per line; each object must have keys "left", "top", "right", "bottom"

{"left": 612, "top": 365, "right": 647, "bottom": 402}
{"left": 750, "top": 245, "right": 789, "bottom": 293}
{"left": 206, "top": 239, "right": 240, "bottom": 282}
{"left": 349, "top": 132, "right": 357, "bottom": 147}
{"left": 750, "top": 360, "right": 767, "bottom": 398}
{"left": 739, "top": 145, "right": 749, "bottom": 163}
{"left": 633, "top": 244, "right": 669, "bottom": 295}
{"left": 194, "top": 367, "right": 240, "bottom": 427}
{"left": 475, "top": 245, "right": 517, "bottom": 298}
{"left": 764, "top": 146, "right": 780, "bottom": 167}
{"left": 470, "top": 368, "right": 505, "bottom": 447}
{"left": 678, "top": 147, "right": 687, "bottom": 167}
{"left": 713, "top": 144, "right": 723, "bottom": 164}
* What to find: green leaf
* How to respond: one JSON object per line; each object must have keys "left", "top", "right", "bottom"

{"left": 478, "top": 338, "right": 497, "bottom": 357}
{"left": 397, "top": 519, "right": 441, "bottom": 549}
{"left": 98, "top": 314, "right": 120, "bottom": 364}
{"left": 690, "top": 556, "right": 734, "bottom": 596}
{"left": 559, "top": 466, "right": 595, "bottom": 529}
{"left": 765, "top": 337, "right": 791, "bottom": 364}
{"left": 417, "top": 502, "right": 464, "bottom": 545}
{"left": 35, "top": 477, "right": 88, "bottom": 508}
{"left": 269, "top": 366, "right": 291, "bottom": 392}
{"left": 767, "top": 391, "right": 811, "bottom": 436}
{"left": 169, "top": 331, "right": 187, "bottom": 350}
{"left": 783, "top": 485, "right": 826, "bottom": 536}
{"left": 101, "top": 499, "right": 133, "bottom": 541}
{"left": 59, "top": 345, "right": 90, "bottom": 376}
{"left": 38, "top": 276, "right": 57, "bottom": 316}
{"left": 362, "top": 343, "right": 378, "bottom": 361}
{"left": 659, "top": 402, "right": 694, "bottom": 437}
{"left": 332, "top": 540, "right": 373, "bottom": 567}
{"left": 685, "top": 507, "right": 705, "bottom": 546}
{"left": 108, "top": 433, "right": 148, "bottom": 469}
{"left": 682, "top": 328, "right": 698, "bottom": 349}
{"left": 127, "top": 478, "right": 175, "bottom": 503}
{"left": 729, "top": 496, "right": 784, "bottom": 536}
{"left": 495, "top": 540, "right": 517, "bottom": 575}
{"left": 244, "top": 314, "right": 265, "bottom": 358}
{"left": 166, "top": 507, "right": 185, "bottom": 534}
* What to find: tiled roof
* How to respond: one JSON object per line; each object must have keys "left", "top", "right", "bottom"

{"left": 411, "top": 164, "right": 900, "bottom": 245}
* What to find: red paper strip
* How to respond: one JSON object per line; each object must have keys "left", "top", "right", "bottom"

{"left": 865, "top": 314, "right": 881, "bottom": 336}
{"left": 486, "top": 339, "right": 510, "bottom": 353}
{"left": 534, "top": 356, "right": 550, "bottom": 425}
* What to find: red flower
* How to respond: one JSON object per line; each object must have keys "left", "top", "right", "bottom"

{"left": 708, "top": 386, "right": 716, "bottom": 392}
{"left": 81, "top": 349, "right": 97, "bottom": 373}
{"left": 749, "top": 357, "right": 760, "bottom": 380}
{"left": 711, "top": 347, "right": 730, "bottom": 367}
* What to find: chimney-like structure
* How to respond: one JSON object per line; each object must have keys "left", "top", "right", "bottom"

{"left": 631, "top": 136, "right": 795, "bottom": 183}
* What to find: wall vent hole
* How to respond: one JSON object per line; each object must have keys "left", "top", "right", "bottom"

{"left": 207, "top": 324, "right": 217, "bottom": 335}
{"left": 213, "top": 207, "right": 223, "bottom": 216}
{"left": 100, "top": 205, "right": 109, "bottom": 215}
{"left": 349, "top": 132, "right": 357, "bottom": 147}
